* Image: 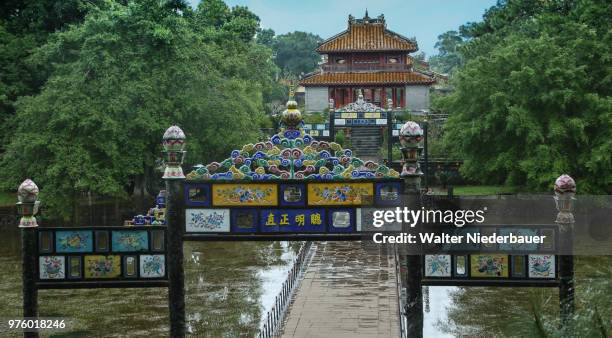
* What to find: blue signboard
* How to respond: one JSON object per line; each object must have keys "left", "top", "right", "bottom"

{"left": 260, "top": 209, "right": 326, "bottom": 233}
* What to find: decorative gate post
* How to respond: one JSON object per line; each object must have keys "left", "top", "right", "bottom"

{"left": 162, "top": 126, "right": 187, "bottom": 338}
{"left": 17, "top": 179, "right": 40, "bottom": 338}
{"left": 399, "top": 122, "right": 424, "bottom": 338}
{"left": 554, "top": 174, "right": 576, "bottom": 328}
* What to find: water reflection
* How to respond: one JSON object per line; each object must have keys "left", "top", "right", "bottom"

{"left": 425, "top": 286, "right": 455, "bottom": 338}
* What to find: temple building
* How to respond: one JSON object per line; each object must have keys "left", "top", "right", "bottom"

{"left": 300, "top": 12, "right": 435, "bottom": 112}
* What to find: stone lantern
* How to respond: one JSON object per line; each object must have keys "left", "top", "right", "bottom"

{"left": 17, "top": 179, "right": 40, "bottom": 228}
{"left": 554, "top": 174, "right": 576, "bottom": 225}
{"left": 162, "top": 125, "right": 186, "bottom": 179}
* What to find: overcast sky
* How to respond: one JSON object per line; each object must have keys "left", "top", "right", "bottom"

{"left": 188, "top": 0, "right": 498, "bottom": 57}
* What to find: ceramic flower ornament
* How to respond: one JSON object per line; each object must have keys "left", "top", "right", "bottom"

{"left": 399, "top": 121, "right": 423, "bottom": 147}
{"left": 162, "top": 125, "right": 186, "bottom": 179}
{"left": 17, "top": 179, "right": 40, "bottom": 227}
{"left": 18, "top": 179, "right": 39, "bottom": 203}
{"left": 162, "top": 125, "right": 186, "bottom": 152}
{"left": 553, "top": 174, "right": 576, "bottom": 224}
{"left": 554, "top": 174, "right": 576, "bottom": 193}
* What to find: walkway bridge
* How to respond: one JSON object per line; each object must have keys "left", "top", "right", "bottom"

{"left": 280, "top": 241, "right": 401, "bottom": 338}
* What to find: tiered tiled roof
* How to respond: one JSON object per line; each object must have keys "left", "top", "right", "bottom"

{"left": 317, "top": 14, "right": 417, "bottom": 53}
{"left": 300, "top": 72, "right": 435, "bottom": 86}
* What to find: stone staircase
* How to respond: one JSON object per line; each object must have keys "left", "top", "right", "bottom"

{"left": 349, "top": 126, "right": 382, "bottom": 160}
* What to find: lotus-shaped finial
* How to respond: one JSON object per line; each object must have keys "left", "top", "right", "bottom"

{"left": 18, "top": 179, "right": 39, "bottom": 203}
{"left": 554, "top": 174, "right": 576, "bottom": 193}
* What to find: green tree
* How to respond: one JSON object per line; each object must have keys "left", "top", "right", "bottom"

{"left": 257, "top": 28, "right": 275, "bottom": 47}
{"left": 0, "top": 0, "right": 276, "bottom": 218}
{"left": 440, "top": 0, "right": 612, "bottom": 193}
{"left": 428, "top": 30, "right": 464, "bottom": 74}
{"left": 195, "top": 0, "right": 230, "bottom": 28}
{"left": 223, "top": 5, "right": 260, "bottom": 42}
{"left": 0, "top": 0, "right": 105, "bottom": 144}
{"left": 272, "top": 31, "right": 322, "bottom": 76}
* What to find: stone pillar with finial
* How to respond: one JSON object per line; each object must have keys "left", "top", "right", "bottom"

{"left": 399, "top": 121, "right": 424, "bottom": 338}
{"left": 162, "top": 125, "right": 186, "bottom": 337}
{"left": 17, "top": 179, "right": 40, "bottom": 338}
{"left": 554, "top": 174, "right": 576, "bottom": 328}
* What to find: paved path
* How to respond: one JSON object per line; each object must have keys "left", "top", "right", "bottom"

{"left": 281, "top": 241, "right": 400, "bottom": 338}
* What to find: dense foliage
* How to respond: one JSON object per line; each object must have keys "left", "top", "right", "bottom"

{"left": 428, "top": 30, "right": 465, "bottom": 75}
{"left": 0, "top": 0, "right": 278, "bottom": 217}
{"left": 258, "top": 30, "right": 322, "bottom": 77}
{"left": 0, "top": 0, "right": 106, "bottom": 140}
{"left": 438, "top": 0, "right": 611, "bottom": 193}
{"left": 272, "top": 31, "right": 322, "bottom": 76}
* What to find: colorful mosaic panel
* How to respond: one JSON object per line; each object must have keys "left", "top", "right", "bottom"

{"left": 140, "top": 255, "right": 166, "bottom": 278}
{"left": 36, "top": 213, "right": 167, "bottom": 285}
{"left": 84, "top": 255, "right": 121, "bottom": 279}
{"left": 528, "top": 254, "right": 556, "bottom": 278}
{"left": 470, "top": 254, "right": 509, "bottom": 278}
{"left": 39, "top": 256, "right": 65, "bottom": 279}
{"left": 55, "top": 230, "right": 93, "bottom": 253}
{"left": 212, "top": 184, "right": 278, "bottom": 206}
{"left": 425, "top": 255, "right": 451, "bottom": 277}
{"left": 111, "top": 230, "right": 149, "bottom": 252}
{"left": 186, "top": 209, "right": 230, "bottom": 232}
{"left": 307, "top": 183, "right": 373, "bottom": 206}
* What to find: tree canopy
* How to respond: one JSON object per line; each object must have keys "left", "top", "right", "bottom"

{"left": 273, "top": 31, "right": 322, "bottom": 76}
{"left": 439, "top": 0, "right": 611, "bottom": 193}
{"left": 428, "top": 30, "right": 465, "bottom": 75}
{"left": 256, "top": 30, "right": 322, "bottom": 77}
{"left": 0, "top": 0, "right": 107, "bottom": 142}
{"left": 0, "top": 0, "right": 278, "bottom": 217}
